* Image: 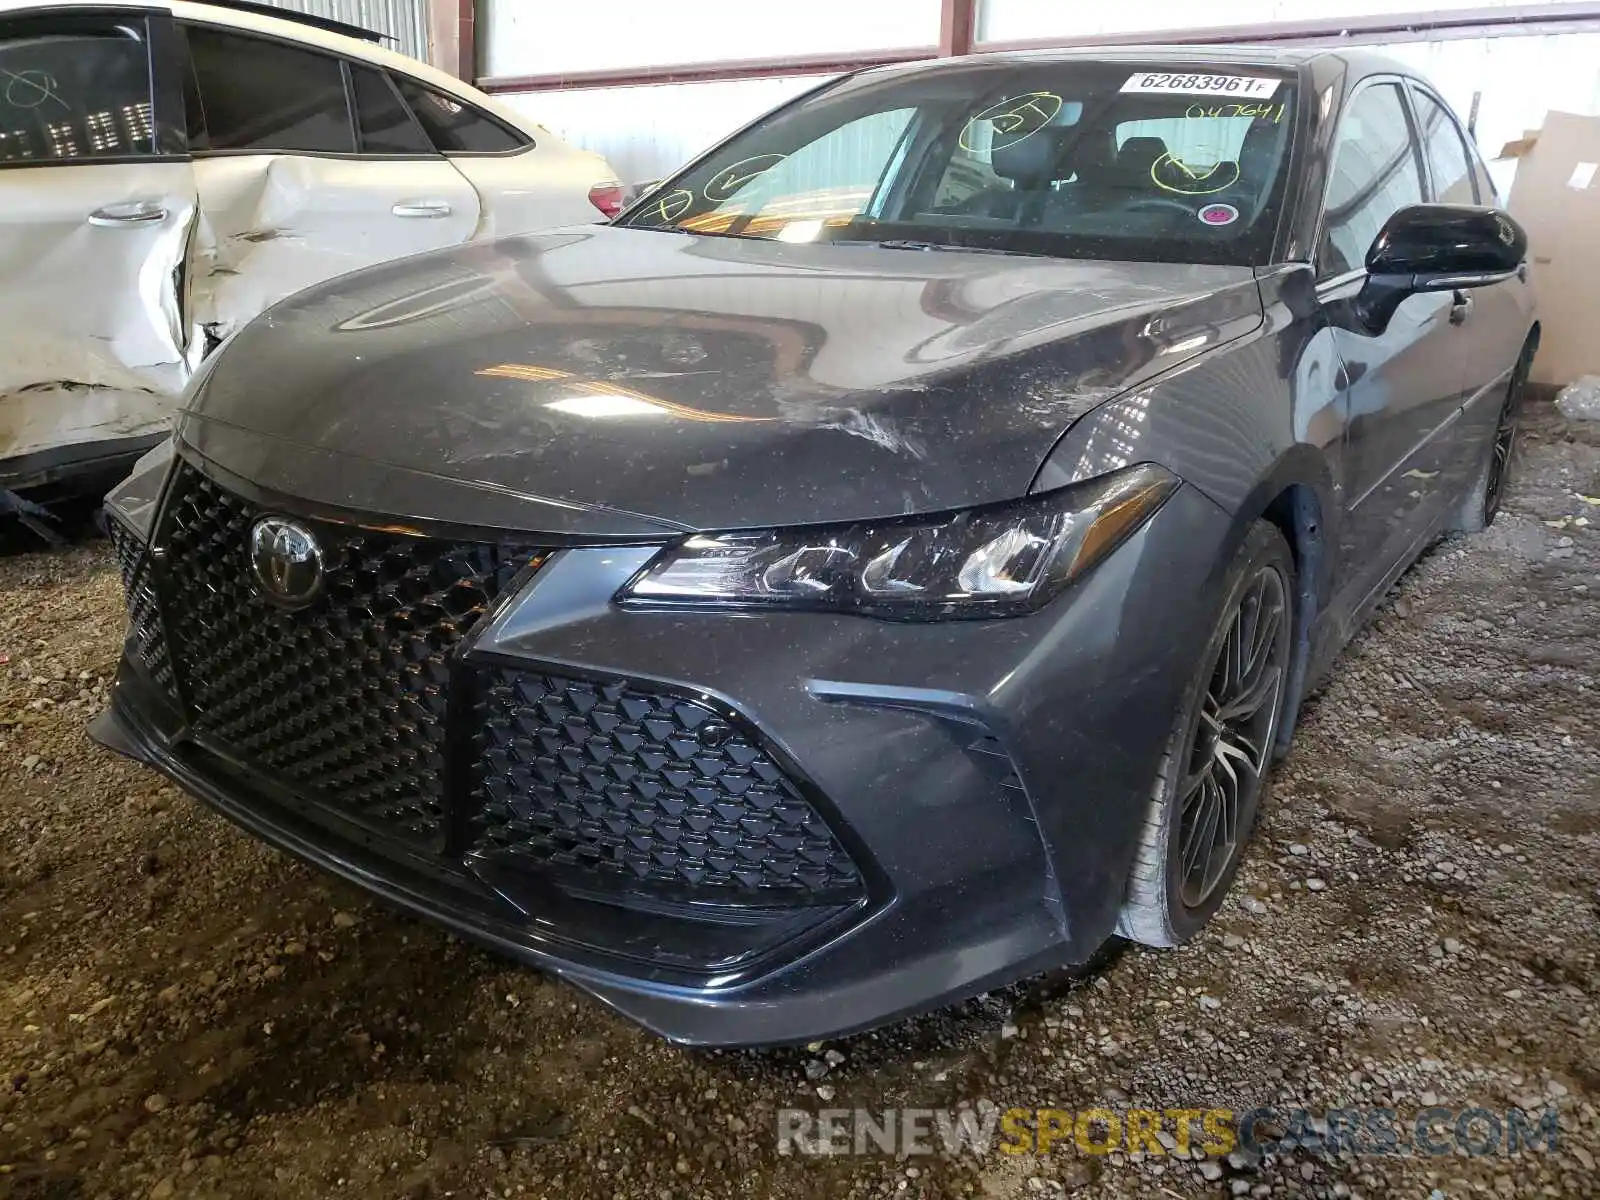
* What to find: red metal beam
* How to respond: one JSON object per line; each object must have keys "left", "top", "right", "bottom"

{"left": 456, "top": 0, "right": 475, "bottom": 82}
{"left": 478, "top": 47, "right": 937, "bottom": 95}
{"left": 939, "top": 0, "right": 976, "bottom": 57}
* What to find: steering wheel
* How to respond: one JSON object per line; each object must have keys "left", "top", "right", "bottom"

{"left": 1123, "top": 197, "right": 1200, "bottom": 218}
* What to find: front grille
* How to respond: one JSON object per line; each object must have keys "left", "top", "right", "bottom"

{"left": 468, "top": 668, "right": 864, "bottom": 903}
{"left": 155, "top": 464, "right": 538, "bottom": 847}
{"left": 107, "top": 459, "right": 866, "bottom": 916}
{"left": 106, "top": 517, "right": 174, "bottom": 694}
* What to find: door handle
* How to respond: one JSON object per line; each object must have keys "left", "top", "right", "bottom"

{"left": 392, "top": 201, "right": 453, "bottom": 219}
{"left": 1448, "top": 290, "right": 1473, "bottom": 325}
{"left": 88, "top": 201, "right": 168, "bottom": 227}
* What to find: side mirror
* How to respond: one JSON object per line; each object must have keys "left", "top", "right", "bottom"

{"left": 1355, "top": 204, "right": 1528, "bottom": 333}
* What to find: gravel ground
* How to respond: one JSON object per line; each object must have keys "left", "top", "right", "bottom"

{"left": 1, "top": 399, "right": 1596, "bottom": 1200}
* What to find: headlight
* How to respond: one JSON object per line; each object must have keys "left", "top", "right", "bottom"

{"left": 103, "top": 436, "right": 176, "bottom": 543}
{"left": 616, "top": 464, "right": 1179, "bottom": 619}
{"left": 102, "top": 346, "right": 223, "bottom": 541}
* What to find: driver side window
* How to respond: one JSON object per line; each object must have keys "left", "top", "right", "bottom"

{"left": 1319, "top": 83, "right": 1424, "bottom": 278}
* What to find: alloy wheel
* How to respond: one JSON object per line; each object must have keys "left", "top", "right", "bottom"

{"left": 1177, "top": 566, "right": 1288, "bottom": 909}
{"left": 1483, "top": 364, "right": 1527, "bottom": 524}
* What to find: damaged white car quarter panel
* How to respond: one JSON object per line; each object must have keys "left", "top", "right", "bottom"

{"left": 450, "top": 144, "right": 620, "bottom": 240}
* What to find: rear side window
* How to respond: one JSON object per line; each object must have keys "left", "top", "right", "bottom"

{"left": 0, "top": 15, "right": 156, "bottom": 164}
{"left": 352, "top": 66, "right": 431, "bottom": 155}
{"left": 393, "top": 77, "right": 526, "bottom": 154}
{"left": 1457, "top": 118, "right": 1499, "bottom": 204}
{"left": 1319, "top": 83, "right": 1424, "bottom": 277}
{"left": 185, "top": 25, "right": 353, "bottom": 153}
{"left": 1412, "top": 89, "right": 1476, "bottom": 205}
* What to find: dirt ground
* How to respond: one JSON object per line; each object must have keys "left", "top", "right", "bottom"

{"left": 1, "top": 400, "right": 1595, "bottom": 1200}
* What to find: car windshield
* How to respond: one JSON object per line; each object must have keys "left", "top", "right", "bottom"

{"left": 616, "top": 60, "right": 1299, "bottom": 266}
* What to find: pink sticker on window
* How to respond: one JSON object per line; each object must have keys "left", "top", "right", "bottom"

{"left": 1198, "top": 203, "right": 1239, "bottom": 226}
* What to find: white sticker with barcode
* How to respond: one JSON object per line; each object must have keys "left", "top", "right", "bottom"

{"left": 1121, "top": 72, "right": 1280, "bottom": 98}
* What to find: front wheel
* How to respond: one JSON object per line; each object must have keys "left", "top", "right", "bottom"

{"left": 1117, "top": 520, "right": 1295, "bottom": 947}
{"left": 1455, "top": 340, "right": 1534, "bottom": 533}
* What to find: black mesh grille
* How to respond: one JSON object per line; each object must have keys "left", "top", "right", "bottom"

{"left": 468, "top": 668, "right": 864, "bottom": 903}
{"left": 107, "top": 517, "right": 174, "bottom": 695}
{"left": 156, "top": 464, "right": 538, "bottom": 847}
{"left": 111, "top": 461, "right": 865, "bottom": 912}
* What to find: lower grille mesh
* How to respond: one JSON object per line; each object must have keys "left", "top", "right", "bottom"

{"left": 468, "top": 668, "right": 864, "bottom": 903}
{"left": 107, "top": 517, "right": 174, "bottom": 694}
{"left": 157, "top": 465, "right": 537, "bottom": 847}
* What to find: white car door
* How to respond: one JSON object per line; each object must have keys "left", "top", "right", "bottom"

{"left": 0, "top": 8, "right": 196, "bottom": 477}
{"left": 179, "top": 21, "right": 481, "bottom": 343}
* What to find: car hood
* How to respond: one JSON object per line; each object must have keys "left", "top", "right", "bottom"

{"left": 179, "top": 224, "right": 1262, "bottom": 538}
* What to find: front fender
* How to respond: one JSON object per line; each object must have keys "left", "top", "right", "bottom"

{"left": 1033, "top": 322, "right": 1346, "bottom": 750}
{"left": 1032, "top": 322, "right": 1342, "bottom": 565}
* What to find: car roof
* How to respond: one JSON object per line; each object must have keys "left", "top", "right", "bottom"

{"left": 0, "top": 0, "right": 554, "bottom": 140}
{"left": 860, "top": 42, "right": 1416, "bottom": 84}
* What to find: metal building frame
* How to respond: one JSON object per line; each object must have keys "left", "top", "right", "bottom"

{"left": 466, "top": 1, "right": 1600, "bottom": 93}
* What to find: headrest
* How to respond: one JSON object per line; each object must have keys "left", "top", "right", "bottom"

{"left": 990, "top": 127, "right": 1076, "bottom": 187}
{"left": 1072, "top": 132, "right": 1119, "bottom": 183}
{"left": 1115, "top": 136, "right": 1169, "bottom": 183}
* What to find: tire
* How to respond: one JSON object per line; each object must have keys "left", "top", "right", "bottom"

{"left": 1116, "top": 520, "right": 1295, "bottom": 948}
{"left": 1453, "top": 339, "right": 1533, "bottom": 534}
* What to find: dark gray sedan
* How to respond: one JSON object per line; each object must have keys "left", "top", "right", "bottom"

{"left": 92, "top": 46, "right": 1537, "bottom": 1045}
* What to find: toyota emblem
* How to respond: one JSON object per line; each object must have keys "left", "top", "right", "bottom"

{"left": 249, "top": 516, "right": 325, "bottom": 608}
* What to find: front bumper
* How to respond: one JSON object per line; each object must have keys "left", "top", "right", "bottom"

{"left": 91, "top": 463, "right": 1235, "bottom": 1046}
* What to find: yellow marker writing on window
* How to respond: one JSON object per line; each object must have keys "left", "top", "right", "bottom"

{"left": 1150, "top": 154, "right": 1241, "bottom": 196}
{"left": 703, "top": 154, "right": 787, "bottom": 203}
{"left": 959, "top": 92, "right": 1064, "bottom": 153}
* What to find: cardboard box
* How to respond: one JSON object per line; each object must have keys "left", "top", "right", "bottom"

{"left": 1497, "top": 111, "right": 1600, "bottom": 386}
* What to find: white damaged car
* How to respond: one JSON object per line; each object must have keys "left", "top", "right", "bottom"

{"left": 0, "top": 0, "right": 621, "bottom": 507}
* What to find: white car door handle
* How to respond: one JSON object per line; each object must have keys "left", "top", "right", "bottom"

{"left": 88, "top": 201, "right": 168, "bottom": 227}
{"left": 392, "top": 202, "right": 453, "bottom": 219}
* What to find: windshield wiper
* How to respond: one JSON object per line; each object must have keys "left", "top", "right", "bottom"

{"left": 628, "top": 223, "right": 766, "bottom": 241}
{"left": 864, "top": 239, "right": 1028, "bottom": 257}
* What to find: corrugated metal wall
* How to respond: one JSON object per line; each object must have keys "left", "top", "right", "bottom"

{"left": 251, "top": 0, "right": 430, "bottom": 63}
{"left": 482, "top": 0, "right": 940, "bottom": 78}
{"left": 502, "top": 78, "right": 823, "bottom": 185}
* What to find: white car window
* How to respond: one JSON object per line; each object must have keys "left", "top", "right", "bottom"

{"left": 0, "top": 14, "right": 157, "bottom": 163}
{"left": 391, "top": 76, "right": 527, "bottom": 155}
{"left": 185, "top": 24, "right": 353, "bottom": 154}
{"left": 350, "top": 65, "right": 432, "bottom": 156}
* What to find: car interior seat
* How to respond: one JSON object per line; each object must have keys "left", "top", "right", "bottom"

{"left": 976, "top": 126, "right": 1079, "bottom": 224}
{"left": 1224, "top": 119, "right": 1284, "bottom": 220}
{"left": 1114, "top": 136, "right": 1171, "bottom": 194}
